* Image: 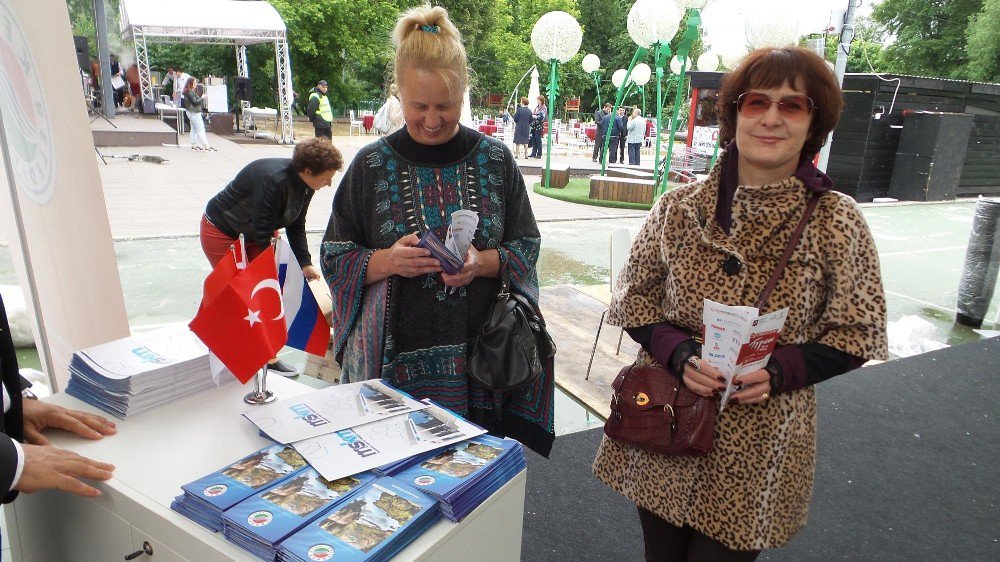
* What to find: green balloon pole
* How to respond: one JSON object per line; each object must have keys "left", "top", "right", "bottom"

{"left": 601, "top": 48, "right": 648, "bottom": 175}
{"left": 543, "top": 60, "right": 559, "bottom": 188}
{"left": 659, "top": 9, "right": 701, "bottom": 196}
{"left": 652, "top": 43, "right": 670, "bottom": 189}
{"left": 590, "top": 71, "right": 602, "bottom": 111}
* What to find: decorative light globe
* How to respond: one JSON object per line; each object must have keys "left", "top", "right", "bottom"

{"left": 611, "top": 68, "right": 628, "bottom": 88}
{"left": 745, "top": 15, "right": 799, "bottom": 49}
{"left": 670, "top": 55, "right": 690, "bottom": 75}
{"left": 531, "top": 11, "right": 584, "bottom": 63}
{"left": 582, "top": 53, "right": 601, "bottom": 73}
{"left": 631, "top": 63, "right": 652, "bottom": 86}
{"left": 696, "top": 51, "right": 719, "bottom": 72}
{"left": 627, "top": 0, "right": 682, "bottom": 48}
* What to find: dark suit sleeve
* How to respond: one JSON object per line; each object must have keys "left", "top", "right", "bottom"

{"left": 251, "top": 176, "right": 286, "bottom": 250}
{"left": 1, "top": 294, "right": 23, "bottom": 503}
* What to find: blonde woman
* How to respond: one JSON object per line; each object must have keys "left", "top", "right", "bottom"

{"left": 321, "top": 4, "right": 554, "bottom": 456}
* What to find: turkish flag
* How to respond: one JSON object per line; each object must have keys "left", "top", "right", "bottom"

{"left": 190, "top": 246, "right": 288, "bottom": 383}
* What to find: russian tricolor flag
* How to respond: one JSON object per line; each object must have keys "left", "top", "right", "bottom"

{"left": 276, "top": 238, "right": 331, "bottom": 356}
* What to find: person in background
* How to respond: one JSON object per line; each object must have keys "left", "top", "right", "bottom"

{"left": 626, "top": 108, "right": 646, "bottom": 166}
{"left": 1, "top": 294, "right": 117, "bottom": 511}
{"left": 592, "top": 46, "right": 887, "bottom": 560}
{"left": 500, "top": 106, "right": 512, "bottom": 125}
{"left": 512, "top": 97, "right": 532, "bottom": 159}
{"left": 172, "top": 66, "right": 190, "bottom": 107}
{"left": 182, "top": 77, "right": 213, "bottom": 151}
{"left": 594, "top": 102, "right": 612, "bottom": 163}
{"left": 615, "top": 106, "right": 628, "bottom": 164}
{"left": 384, "top": 84, "right": 405, "bottom": 135}
{"left": 321, "top": 5, "right": 554, "bottom": 457}
{"left": 307, "top": 80, "right": 333, "bottom": 140}
{"left": 605, "top": 106, "right": 625, "bottom": 164}
{"left": 109, "top": 54, "right": 125, "bottom": 107}
{"left": 529, "top": 94, "right": 547, "bottom": 159}
{"left": 200, "top": 137, "right": 344, "bottom": 373}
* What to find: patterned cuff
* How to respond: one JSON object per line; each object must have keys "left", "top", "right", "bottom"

{"left": 668, "top": 339, "right": 701, "bottom": 377}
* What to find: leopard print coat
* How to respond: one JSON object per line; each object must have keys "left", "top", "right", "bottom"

{"left": 592, "top": 155, "right": 888, "bottom": 551}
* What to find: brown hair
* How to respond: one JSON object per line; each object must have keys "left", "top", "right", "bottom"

{"left": 183, "top": 77, "right": 196, "bottom": 93}
{"left": 392, "top": 5, "right": 468, "bottom": 98}
{"left": 716, "top": 46, "right": 844, "bottom": 157}
{"left": 291, "top": 137, "right": 344, "bottom": 175}
{"left": 536, "top": 95, "right": 546, "bottom": 105}
{"left": 520, "top": 97, "right": 529, "bottom": 106}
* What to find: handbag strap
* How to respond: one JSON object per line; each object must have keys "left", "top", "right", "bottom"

{"left": 497, "top": 267, "right": 511, "bottom": 298}
{"left": 755, "top": 193, "right": 821, "bottom": 310}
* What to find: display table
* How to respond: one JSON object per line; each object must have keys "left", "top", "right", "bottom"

{"left": 478, "top": 124, "right": 497, "bottom": 136}
{"left": 244, "top": 107, "right": 278, "bottom": 140}
{"left": 3, "top": 376, "right": 526, "bottom": 561}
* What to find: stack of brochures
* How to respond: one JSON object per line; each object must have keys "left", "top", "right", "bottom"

{"left": 276, "top": 476, "right": 440, "bottom": 562}
{"left": 222, "top": 469, "right": 377, "bottom": 560}
{"left": 391, "top": 435, "right": 526, "bottom": 521}
{"left": 65, "top": 324, "right": 219, "bottom": 418}
{"left": 171, "top": 444, "right": 309, "bottom": 532}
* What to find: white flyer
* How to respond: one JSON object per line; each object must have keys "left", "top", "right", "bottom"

{"left": 241, "top": 380, "right": 427, "bottom": 444}
{"left": 444, "top": 209, "right": 479, "bottom": 260}
{"left": 291, "top": 401, "right": 486, "bottom": 482}
{"left": 701, "top": 299, "right": 788, "bottom": 410}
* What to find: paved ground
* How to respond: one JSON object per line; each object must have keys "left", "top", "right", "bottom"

{"left": 95, "top": 121, "right": 643, "bottom": 241}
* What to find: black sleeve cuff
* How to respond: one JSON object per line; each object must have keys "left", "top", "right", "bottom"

{"left": 669, "top": 339, "right": 701, "bottom": 377}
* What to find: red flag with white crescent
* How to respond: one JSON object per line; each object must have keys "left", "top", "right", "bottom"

{"left": 189, "top": 246, "right": 288, "bottom": 383}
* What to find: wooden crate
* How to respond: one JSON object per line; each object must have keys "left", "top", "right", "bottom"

{"left": 589, "top": 175, "right": 655, "bottom": 203}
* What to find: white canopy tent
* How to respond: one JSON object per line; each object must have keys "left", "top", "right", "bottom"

{"left": 118, "top": 0, "right": 294, "bottom": 143}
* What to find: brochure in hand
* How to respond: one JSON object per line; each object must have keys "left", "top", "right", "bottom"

{"left": 392, "top": 435, "right": 526, "bottom": 521}
{"left": 292, "top": 401, "right": 486, "bottom": 482}
{"left": 701, "top": 298, "right": 789, "bottom": 409}
{"left": 241, "top": 380, "right": 427, "bottom": 444}
{"left": 65, "top": 324, "right": 223, "bottom": 418}
{"left": 171, "top": 444, "right": 309, "bottom": 532}
{"left": 223, "top": 469, "right": 376, "bottom": 560}
{"left": 276, "top": 476, "right": 440, "bottom": 562}
{"left": 416, "top": 210, "right": 479, "bottom": 275}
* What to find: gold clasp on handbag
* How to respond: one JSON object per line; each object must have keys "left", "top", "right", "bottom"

{"left": 634, "top": 392, "right": 649, "bottom": 406}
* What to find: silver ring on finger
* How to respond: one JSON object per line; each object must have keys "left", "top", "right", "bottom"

{"left": 686, "top": 355, "right": 701, "bottom": 372}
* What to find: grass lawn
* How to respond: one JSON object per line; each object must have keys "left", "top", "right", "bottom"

{"left": 533, "top": 178, "right": 654, "bottom": 211}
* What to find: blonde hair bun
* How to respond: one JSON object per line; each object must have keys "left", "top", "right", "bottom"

{"left": 392, "top": 4, "right": 469, "bottom": 97}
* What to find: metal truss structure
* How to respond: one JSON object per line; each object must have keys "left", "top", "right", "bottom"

{"left": 119, "top": 0, "right": 294, "bottom": 144}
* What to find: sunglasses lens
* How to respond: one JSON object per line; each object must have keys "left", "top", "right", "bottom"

{"left": 739, "top": 93, "right": 771, "bottom": 117}
{"left": 737, "top": 93, "right": 813, "bottom": 120}
{"left": 780, "top": 96, "right": 812, "bottom": 118}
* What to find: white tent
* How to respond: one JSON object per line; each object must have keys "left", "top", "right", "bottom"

{"left": 119, "top": 0, "right": 294, "bottom": 143}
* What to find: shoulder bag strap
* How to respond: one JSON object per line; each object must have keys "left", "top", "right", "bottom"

{"left": 755, "top": 193, "right": 822, "bottom": 310}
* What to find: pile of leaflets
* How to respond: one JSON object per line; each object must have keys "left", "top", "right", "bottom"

{"left": 65, "top": 324, "right": 219, "bottom": 418}
{"left": 222, "top": 468, "right": 376, "bottom": 560}
{"left": 171, "top": 444, "right": 309, "bottom": 532}
{"left": 276, "top": 476, "right": 440, "bottom": 562}
{"left": 391, "top": 435, "right": 526, "bottom": 522}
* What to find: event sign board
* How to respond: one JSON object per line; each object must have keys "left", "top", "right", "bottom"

{"left": 0, "top": 0, "right": 129, "bottom": 389}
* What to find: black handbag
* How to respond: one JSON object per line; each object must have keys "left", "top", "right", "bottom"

{"left": 468, "top": 270, "right": 556, "bottom": 391}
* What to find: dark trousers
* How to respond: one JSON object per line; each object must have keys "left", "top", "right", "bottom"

{"left": 315, "top": 127, "right": 332, "bottom": 140}
{"left": 617, "top": 135, "right": 627, "bottom": 162}
{"left": 628, "top": 142, "right": 641, "bottom": 165}
{"left": 529, "top": 129, "right": 543, "bottom": 157}
{"left": 594, "top": 135, "right": 606, "bottom": 162}
{"left": 637, "top": 506, "right": 761, "bottom": 562}
{"left": 610, "top": 135, "right": 626, "bottom": 164}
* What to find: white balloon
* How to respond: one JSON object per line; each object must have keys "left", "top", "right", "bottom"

{"left": 631, "top": 63, "right": 652, "bottom": 86}
{"left": 670, "top": 55, "right": 691, "bottom": 75}
{"left": 745, "top": 13, "right": 799, "bottom": 49}
{"left": 531, "top": 11, "right": 584, "bottom": 63}
{"left": 582, "top": 53, "right": 601, "bottom": 73}
{"left": 611, "top": 69, "right": 628, "bottom": 88}
{"left": 627, "top": 0, "right": 682, "bottom": 48}
{"left": 696, "top": 51, "right": 719, "bottom": 72}
{"left": 676, "top": 0, "right": 712, "bottom": 10}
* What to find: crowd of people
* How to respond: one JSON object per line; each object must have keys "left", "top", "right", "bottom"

{"left": 16, "top": 6, "right": 890, "bottom": 562}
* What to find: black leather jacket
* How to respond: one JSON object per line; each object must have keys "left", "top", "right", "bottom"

{"left": 204, "top": 158, "right": 314, "bottom": 266}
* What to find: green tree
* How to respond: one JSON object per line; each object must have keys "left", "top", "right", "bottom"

{"left": 965, "top": 0, "right": 1000, "bottom": 82}
{"left": 821, "top": 16, "right": 887, "bottom": 73}
{"left": 872, "top": 0, "right": 984, "bottom": 79}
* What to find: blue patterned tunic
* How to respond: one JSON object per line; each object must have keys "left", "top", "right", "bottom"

{"left": 321, "top": 128, "right": 554, "bottom": 456}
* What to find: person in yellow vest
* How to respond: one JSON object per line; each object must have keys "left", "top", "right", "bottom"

{"left": 307, "top": 79, "right": 333, "bottom": 139}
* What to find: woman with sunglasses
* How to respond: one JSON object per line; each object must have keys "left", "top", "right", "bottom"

{"left": 593, "top": 46, "right": 887, "bottom": 560}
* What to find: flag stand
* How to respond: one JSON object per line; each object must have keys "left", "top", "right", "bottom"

{"left": 243, "top": 364, "right": 276, "bottom": 404}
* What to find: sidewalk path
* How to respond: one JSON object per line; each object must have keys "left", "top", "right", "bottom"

{"left": 96, "top": 132, "right": 643, "bottom": 240}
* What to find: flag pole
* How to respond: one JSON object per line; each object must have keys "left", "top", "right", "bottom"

{"left": 243, "top": 236, "right": 280, "bottom": 405}
{"left": 243, "top": 364, "right": 277, "bottom": 404}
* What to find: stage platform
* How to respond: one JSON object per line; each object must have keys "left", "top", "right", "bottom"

{"left": 90, "top": 112, "right": 179, "bottom": 147}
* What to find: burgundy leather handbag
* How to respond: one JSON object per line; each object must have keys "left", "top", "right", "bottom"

{"left": 604, "top": 364, "right": 716, "bottom": 456}
{"left": 603, "top": 194, "right": 823, "bottom": 457}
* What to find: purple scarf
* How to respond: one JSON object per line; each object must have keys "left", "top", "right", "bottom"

{"left": 715, "top": 142, "right": 833, "bottom": 234}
